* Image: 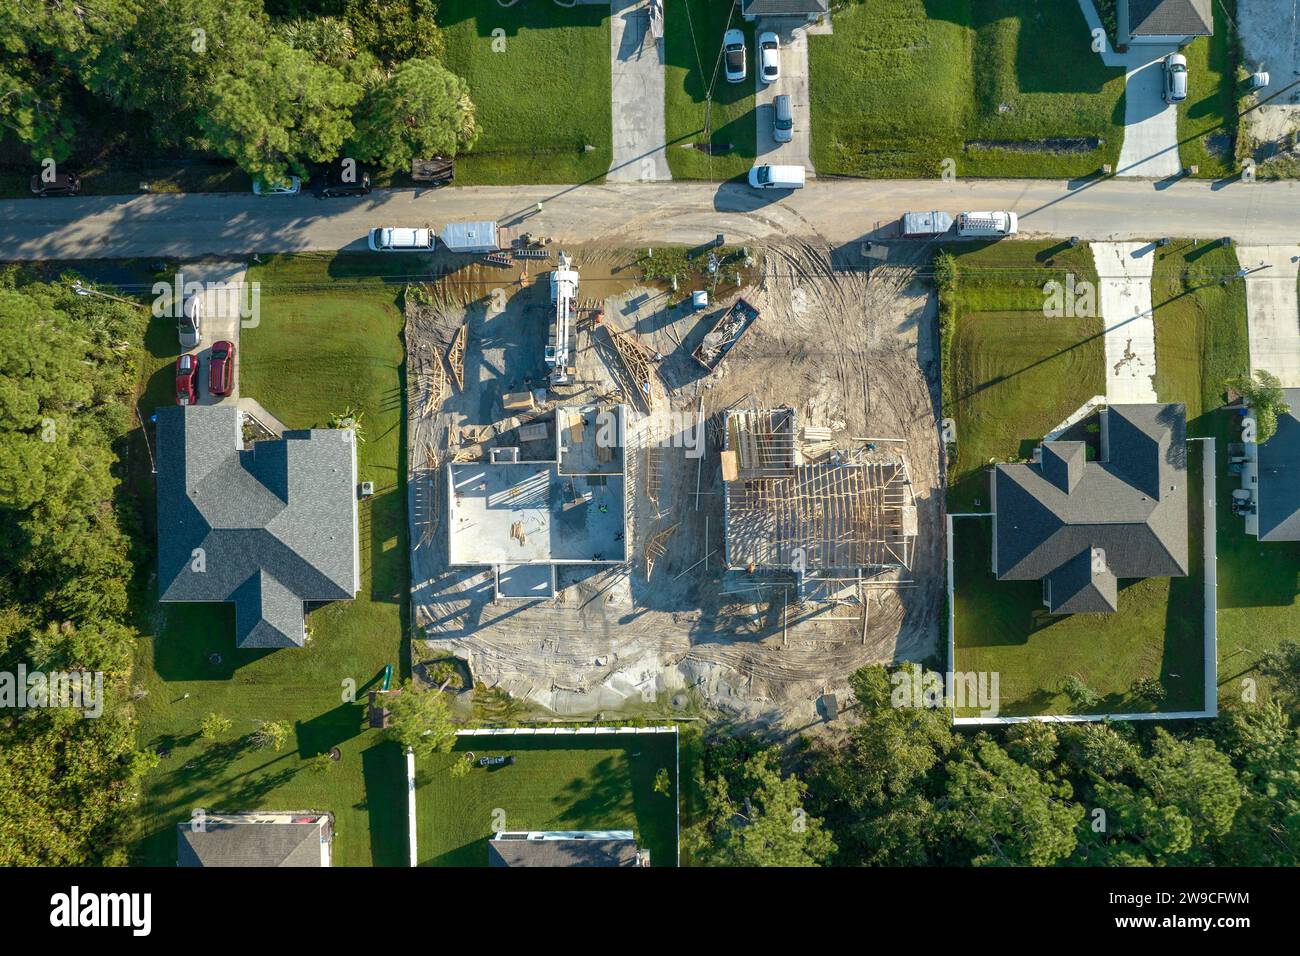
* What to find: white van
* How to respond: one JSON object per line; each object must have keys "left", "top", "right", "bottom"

{"left": 368, "top": 227, "right": 436, "bottom": 251}
{"left": 956, "top": 211, "right": 1018, "bottom": 238}
{"left": 748, "top": 164, "right": 805, "bottom": 190}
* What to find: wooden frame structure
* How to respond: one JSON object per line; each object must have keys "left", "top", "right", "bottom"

{"left": 447, "top": 323, "right": 467, "bottom": 391}
{"left": 423, "top": 349, "right": 447, "bottom": 416}
{"left": 605, "top": 326, "right": 658, "bottom": 411}
{"left": 723, "top": 409, "right": 917, "bottom": 575}
{"left": 643, "top": 522, "right": 678, "bottom": 578}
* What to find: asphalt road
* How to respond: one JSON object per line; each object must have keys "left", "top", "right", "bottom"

{"left": 2, "top": 176, "right": 1298, "bottom": 261}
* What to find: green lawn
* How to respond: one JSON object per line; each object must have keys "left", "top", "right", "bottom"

{"left": 437, "top": 0, "right": 612, "bottom": 184}
{"left": 1148, "top": 235, "right": 1297, "bottom": 707}
{"left": 941, "top": 240, "right": 1105, "bottom": 511}
{"left": 129, "top": 254, "right": 412, "bottom": 866}
{"left": 415, "top": 732, "right": 679, "bottom": 867}
{"left": 952, "top": 494, "right": 1206, "bottom": 716}
{"left": 942, "top": 240, "right": 1212, "bottom": 716}
{"left": 1175, "top": 0, "right": 1239, "bottom": 179}
{"left": 1206, "top": 414, "right": 1300, "bottom": 706}
{"left": 1150, "top": 240, "right": 1249, "bottom": 426}
{"left": 662, "top": 0, "right": 756, "bottom": 181}
{"left": 810, "top": 0, "right": 1125, "bottom": 178}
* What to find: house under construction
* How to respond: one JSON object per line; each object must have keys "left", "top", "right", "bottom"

{"left": 721, "top": 408, "right": 917, "bottom": 596}
{"left": 447, "top": 404, "right": 628, "bottom": 600}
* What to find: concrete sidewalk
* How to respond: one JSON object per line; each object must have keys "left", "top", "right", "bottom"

{"left": 237, "top": 396, "right": 288, "bottom": 436}
{"left": 1093, "top": 241, "right": 1158, "bottom": 403}
{"left": 1237, "top": 244, "right": 1300, "bottom": 387}
{"left": 607, "top": 0, "right": 670, "bottom": 182}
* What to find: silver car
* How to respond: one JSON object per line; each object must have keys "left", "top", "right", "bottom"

{"left": 723, "top": 29, "right": 746, "bottom": 84}
{"left": 773, "top": 94, "right": 793, "bottom": 143}
{"left": 1163, "top": 54, "right": 1188, "bottom": 103}
{"left": 179, "top": 293, "right": 202, "bottom": 349}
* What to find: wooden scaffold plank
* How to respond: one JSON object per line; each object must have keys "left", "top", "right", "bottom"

{"left": 447, "top": 323, "right": 468, "bottom": 391}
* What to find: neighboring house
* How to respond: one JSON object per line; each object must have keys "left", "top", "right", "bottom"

{"left": 740, "top": 0, "right": 828, "bottom": 22}
{"left": 488, "top": 830, "right": 650, "bottom": 867}
{"left": 155, "top": 405, "right": 360, "bottom": 648}
{"left": 1118, "top": 0, "right": 1213, "bottom": 47}
{"left": 1248, "top": 388, "right": 1300, "bottom": 541}
{"left": 991, "top": 404, "right": 1189, "bottom": 614}
{"left": 177, "top": 812, "right": 333, "bottom": 867}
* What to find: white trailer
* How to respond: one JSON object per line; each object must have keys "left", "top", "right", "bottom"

{"left": 439, "top": 220, "right": 503, "bottom": 253}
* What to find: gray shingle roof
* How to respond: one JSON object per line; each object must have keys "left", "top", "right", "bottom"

{"left": 1258, "top": 389, "right": 1300, "bottom": 542}
{"left": 993, "top": 404, "right": 1188, "bottom": 614}
{"left": 1041, "top": 441, "right": 1086, "bottom": 494}
{"left": 1127, "top": 0, "right": 1213, "bottom": 37}
{"left": 155, "top": 406, "right": 358, "bottom": 647}
{"left": 488, "top": 837, "right": 642, "bottom": 867}
{"left": 1046, "top": 549, "right": 1119, "bottom": 614}
{"left": 177, "top": 815, "right": 330, "bottom": 867}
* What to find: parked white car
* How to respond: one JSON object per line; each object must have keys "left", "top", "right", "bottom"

{"left": 758, "top": 32, "right": 780, "bottom": 84}
{"left": 723, "top": 29, "right": 746, "bottom": 83}
{"left": 368, "top": 227, "right": 436, "bottom": 251}
{"left": 252, "top": 175, "right": 301, "bottom": 196}
{"left": 956, "top": 211, "right": 1018, "bottom": 238}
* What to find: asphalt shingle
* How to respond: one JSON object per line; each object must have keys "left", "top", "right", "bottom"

{"left": 1127, "top": 0, "right": 1213, "bottom": 37}
{"left": 155, "top": 406, "right": 358, "bottom": 647}
{"left": 992, "top": 403, "right": 1188, "bottom": 614}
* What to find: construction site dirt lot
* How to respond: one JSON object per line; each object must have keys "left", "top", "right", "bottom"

{"left": 405, "top": 241, "right": 944, "bottom": 729}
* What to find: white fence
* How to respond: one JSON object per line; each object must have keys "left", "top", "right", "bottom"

{"left": 455, "top": 725, "right": 679, "bottom": 736}
{"left": 406, "top": 747, "right": 418, "bottom": 867}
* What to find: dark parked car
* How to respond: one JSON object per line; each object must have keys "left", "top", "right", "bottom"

{"left": 313, "top": 164, "right": 372, "bottom": 197}
{"left": 30, "top": 173, "right": 81, "bottom": 197}
{"left": 478, "top": 755, "right": 516, "bottom": 768}
{"left": 176, "top": 353, "right": 199, "bottom": 406}
{"left": 208, "top": 340, "right": 235, "bottom": 396}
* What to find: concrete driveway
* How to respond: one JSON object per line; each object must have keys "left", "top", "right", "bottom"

{"left": 754, "top": 19, "right": 814, "bottom": 174}
{"left": 1116, "top": 50, "right": 1182, "bottom": 178}
{"left": 182, "top": 260, "right": 247, "bottom": 406}
{"left": 607, "top": 0, "right": 670, "bottom": 182}
{"left": 1237, "top": 244, "right": 1300, "bottom": 387}
{"left": 1092, "top": 241, "right": 1158, "bottom": 402}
